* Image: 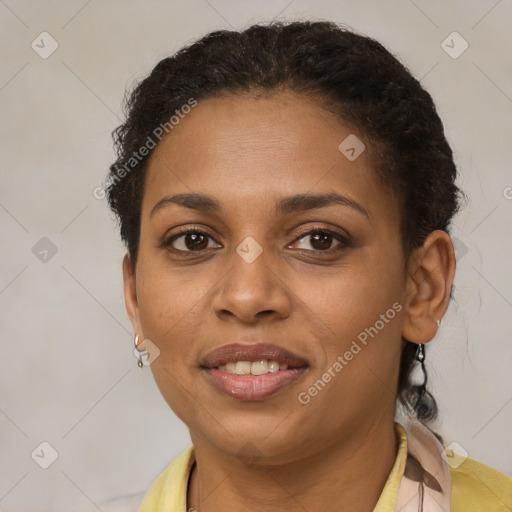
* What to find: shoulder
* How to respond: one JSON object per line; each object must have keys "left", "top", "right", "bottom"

{"left": 93, "top": 447, "right": 195, "bottom": 512}
{"left": 447, "top": 452, "right": 512, "bottom": 511}
{"left": 137, "top": 446, "right": 195, "bottom": 511}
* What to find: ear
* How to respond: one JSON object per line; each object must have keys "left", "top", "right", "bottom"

{"left": 122, "top": 253, "right": 145, "bottom": 349}
{"left": 402, "top": 230, "right": 456, "bottom": 344}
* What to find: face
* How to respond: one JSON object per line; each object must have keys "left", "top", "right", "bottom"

{"left": 125, "top": 90, "right": 410, "bottom": 463}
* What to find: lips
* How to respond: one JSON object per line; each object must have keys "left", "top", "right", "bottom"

{"left": 200, "top": 343, "right": 309, "bottom": 401}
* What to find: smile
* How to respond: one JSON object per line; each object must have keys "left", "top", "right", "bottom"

{"left": 200, "top": 343, "right": 309, "bottom": 400}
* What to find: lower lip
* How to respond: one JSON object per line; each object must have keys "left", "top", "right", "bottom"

{"left": 203, "top": 367, "right": 307, "bottom": 401}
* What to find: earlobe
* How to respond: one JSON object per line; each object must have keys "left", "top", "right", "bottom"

{"left": 402, "top": 231, "right": 456, "bottom": 344}
{"left": 122, "top": 253, "right": 142, "bottom": 334}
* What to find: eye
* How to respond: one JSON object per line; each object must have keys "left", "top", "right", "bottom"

{"left": 162, "top": 226, "right": 351, "bottom": 255}
{"left": 290, "top": 228, "right": 350, "bottom": 252}
{"left": 162, "top": 228, "right": 221, "bottom": 253}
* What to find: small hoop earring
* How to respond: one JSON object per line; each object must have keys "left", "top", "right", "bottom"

{"left": 134, "top": 335, "right": 144, "bottom": 368}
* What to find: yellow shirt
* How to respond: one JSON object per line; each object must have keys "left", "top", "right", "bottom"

{"left": 138, "top": 423, "right": 512, "bottom": 511}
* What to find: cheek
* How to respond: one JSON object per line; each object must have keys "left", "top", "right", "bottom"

{"left": 135, "top": 263, "right": 209, "bottom": 370}
{"left": 306, "top": 254, "right": 404, "bottom": 341}
{"left": 303, "top": 248, "right": 405, "bottom": 391}
{"left": 295, "top": 279, "right": 404, "bottom": 436}
{"left": 135, "top": 268, "right": 210, "bottom": 422}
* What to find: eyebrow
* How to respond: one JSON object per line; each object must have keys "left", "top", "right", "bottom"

{"left": 149, "top": 192, "right": 370, "bottom": 219}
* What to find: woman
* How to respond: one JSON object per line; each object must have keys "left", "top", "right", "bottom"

{"left": 105, "top": 20, "right": 511, "bottom": 511}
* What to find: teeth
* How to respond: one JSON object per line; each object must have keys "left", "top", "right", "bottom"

{"left": 235, "top": 361, "right": 251, "bottom": 375}
{"left": 217, "top": 359, "right": 288, "bottom": 375}
{"left": 268, "top": 361, "right": 279, "bottom": 373}
{"left": 251, "top": 360, "right": 268, "bottom": 375}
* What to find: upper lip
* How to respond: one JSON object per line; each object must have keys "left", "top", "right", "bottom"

{"left": 200, "top": 343, "right": 308, "bottom": 369}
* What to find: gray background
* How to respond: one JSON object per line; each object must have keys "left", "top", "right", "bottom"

{"left": 1, "top": 0, "right": 511, "bottom": 511}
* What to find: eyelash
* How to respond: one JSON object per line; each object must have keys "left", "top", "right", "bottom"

{"left": 161, "top": 225, "right": 351, "bottom": 255}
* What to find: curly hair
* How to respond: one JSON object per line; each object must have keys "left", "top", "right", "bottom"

{"left": 106, "top": 20, "right": 463, "bottom": 429}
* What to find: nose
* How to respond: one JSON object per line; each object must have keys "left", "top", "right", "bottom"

{"left": 211, "top": 241, "right": 292, "bottom": 324}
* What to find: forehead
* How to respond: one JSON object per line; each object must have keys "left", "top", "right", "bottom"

{"left": 142, "top": 91, "right": 395, "bottom": 223}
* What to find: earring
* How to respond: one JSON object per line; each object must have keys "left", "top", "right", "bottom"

{"left": 415, "top": 343, "right": 427, "bottom": 400}
{"left": 436, "top": 318, "right": 441, "bottom": 329}
{"left": 416, "top": 343, "right": 425, "bottom": 363}
{"left": 134, "top": 335, "right": 144, "bottom": 368}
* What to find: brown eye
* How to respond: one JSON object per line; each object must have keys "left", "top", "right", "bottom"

{"left": 164, "top": 230, "right": 220, "bottom": 252}
{"left": 182, "top": 232, "right": 209, "bottom": 251}
{"left": 292, "top": 229, "right": 350, "bottom": 252}
{"left": 309, "top": 232, "right": 333, "bottom": 250}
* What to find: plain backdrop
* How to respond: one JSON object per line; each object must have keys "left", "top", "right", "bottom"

{"left": 1, "top": 1, "right": 511, "bottom": 511}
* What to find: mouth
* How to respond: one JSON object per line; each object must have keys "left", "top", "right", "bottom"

{"left": 200, "top": 343, "right": 309, "bottom": 401}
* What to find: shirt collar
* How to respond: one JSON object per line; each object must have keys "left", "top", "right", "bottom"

{"left": 138, "top": 420, "right": 452, "bottom": 511}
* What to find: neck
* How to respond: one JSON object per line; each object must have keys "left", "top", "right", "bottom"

{"left": 187, "top": 419, "right": 398, "bottom": 512}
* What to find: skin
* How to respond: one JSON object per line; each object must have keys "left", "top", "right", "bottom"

{"left": 123, "top": 90, "right": 456, "bottom": 512}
